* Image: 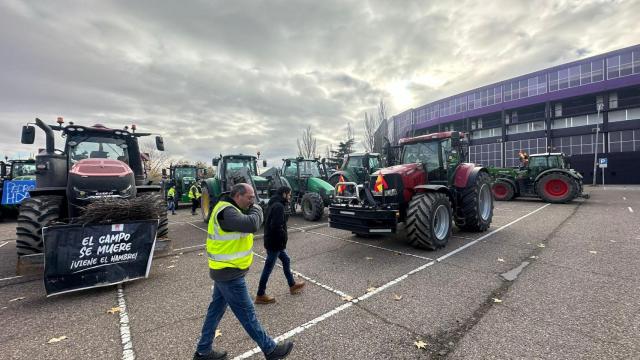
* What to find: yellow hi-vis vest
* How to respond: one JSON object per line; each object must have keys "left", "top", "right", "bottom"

{"left": 167, "top": 187, "right": 176, "bottom": 198}
{"left": 207, "top": 201, "right": 253, "bottom": 270}
{"left": 189, "top": 185, "right": 201, "bottom": 200}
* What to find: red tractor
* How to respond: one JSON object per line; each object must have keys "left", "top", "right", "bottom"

{"left": 329, "top": 131, "right": 493, "bottom": 250}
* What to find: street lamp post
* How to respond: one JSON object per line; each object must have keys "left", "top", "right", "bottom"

{"left": 592, "top": 104, "right": 604, "bottom": 186}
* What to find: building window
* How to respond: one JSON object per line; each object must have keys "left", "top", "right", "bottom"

{"left": 592, "top": 59, "right": 604, "bottom": 82}
{"left": 551, "top": 134, "right": 603, "bottom": 156}
{"left": 549, "top": 72, "right": 559, "bottom": 92}
{"left": 537, "top": 74, "right": 547, "bottom": 94}
{"left": 507, "top": 120, "right": 546, "bottom": 134}
{"left": 569, "top": 65, "right": 581, "bottom": 87}
{"left": 609, "top": 130, "right": 639, "bottom": 152}
{"left": 558, "top": 69, "right": 569, "bottom": 90}
{"left": 634, "top": 50, "right": 640, "bottom": 74}
{"left": 504, "top": 138, "right": 547, "bottom": 167}
{"left": 620, "top": 52, "right": 633, "bottom": 77}
{"left": 608, "top": 107, "right": 640, "bottom": 122}
{"left": 469, "top": 143, "right": 502, "bottom": 167}
{"left": 471, "top": 127, "right": 501, "bottom": 139}
{"left": 551, "top": 113, "right": 602, "bottom": 129}
{"left": 607, "top": 55, "right": 620, "bottom": 79}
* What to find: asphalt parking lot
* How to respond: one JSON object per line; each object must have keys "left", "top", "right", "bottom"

{"left": 1, "top": 186, "right": 639, "bottom": 360}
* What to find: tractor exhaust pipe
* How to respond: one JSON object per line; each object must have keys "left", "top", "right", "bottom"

{"left": 35, "top": 118, "right": 55, "bottom": 154}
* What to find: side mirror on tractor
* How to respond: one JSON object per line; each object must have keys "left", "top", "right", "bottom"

{"left": 212, "top": 158, "right": 220, "bottom": 167}
{"left": 263, "top": 160, "right": 267, "bottom": 167}
{"left": 155, "top": 136, "right": 165, "bottom": 151}
{"left": 285, "top": 159, "right": 291, "bottom": 167}
{"left": 162, "top": 168, "right": 167, "bottom": 177}
{"left": 22, "top": 125, "right": 36, "bottom": 144}
{"left": 0, "top": 162, "right": 6, "bottom": 177}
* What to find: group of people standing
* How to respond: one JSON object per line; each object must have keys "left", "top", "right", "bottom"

{"left": 166, "top": 182, "right": 202, "bottom": 215}
{"left": 193, "top": 183, "right": 302, "bottom": 360}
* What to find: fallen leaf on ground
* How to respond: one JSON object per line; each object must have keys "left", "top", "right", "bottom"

{"left": 414, "top": 340, "right": 428, "bottom": 349}
{"left": 9, "top": 297, "right": 25, "bottom": 302}
{"left": 215, "top": 329, "right": 222, "bottom": 338}
{"left": 341, "top": 295, "right": 353, "bottom": 302}
{"left": 365, "top": 257, "right": 373, "bottom": 260}
{"left": 179, "top": 252, "right": 184, "bottom": 255}
{"left": 537, "top": 243, "right": 546, "bottom": 248}
{"left": 47, "top": 336, "right": 67, "bottom": 344}
{"left": 107, "top": 307, "right": 121, "bottom": 314}
{"left": 497, "top": 258, "right": 505, "bottom": 262}
{"left": 610, "top": 240, "right": 617, "bottom": 243}
{"left": 393, "top": 294, "right": 403, "bottom": 301}
{"left": 198, "top": 252, "right": 204, "bottom": 256}
{"left": 492, "top": 298, "right": 503, "bottom": 303}
{"left": 170, "top": 259, "right": 178, "bottom": 263}
{"left": 367, "top": 287, "right": 377, "bottom": 293}
{"left": 167, "top": 265, "right": 176, "bottom": 269}
{"left": 529, "top": 256, "right": 538, "bottom": 259}
{"left": 589, "top": 250, "right": 598, "bottom": 254}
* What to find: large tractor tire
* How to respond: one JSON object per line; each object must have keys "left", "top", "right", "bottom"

{"left": 455, "top": 172, "right": 493, "bottom": 232}
{"left": 406, "top": 192, "right": 453, "bottom": 250}
{"left": 146, "top": 192, "right": 169, "bottom": 239}
{"left": 200, "top": 185, "right": 214, "bottom": 224}
{"left": 492, "top": 180, "right": 515, "bottom": 201}
{"left": 536, "top": 173, "right": 578, "bottom": 203}
{"left": 15, "top": 195, "right": 63, "bottom": 256}
{"left": 301, "top": 192, "right": 324, "bottom": 221}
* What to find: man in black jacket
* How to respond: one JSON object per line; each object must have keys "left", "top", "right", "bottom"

{"left": 255, "top": 186, "right": 305, "bottom": 304}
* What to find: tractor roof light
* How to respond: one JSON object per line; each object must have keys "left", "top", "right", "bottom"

{"left": 131, "top": 124, "right": 137, "bottom": 132}
{"left": 57, "top": 117, "right": 64, "bottom": 125}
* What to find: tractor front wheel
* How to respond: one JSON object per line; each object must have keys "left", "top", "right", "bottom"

{"left": 456, "top": 172, "right": 493, "bottom": 232}
{"left": 406, "top": 192, "right": 452, "bottom": 250}
{"left": 301, "top": 192, "right": 324, "bottom": 221}
{"left": 16, "top": 195, "right": 63, "bottom": 256}
{"left": 536, "top": 173, "right": 578, "bottom": 203}
{"left": 492, "top": 181, "right": 515, "bottom": 201}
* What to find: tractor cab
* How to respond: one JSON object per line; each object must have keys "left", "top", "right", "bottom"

{"left": 282, "top": 157, "right": 329, "bottom": 190}
{"left": 398, "top": 131, "right": 466, "bottom": 185}
{"left": 281, "top": 157, "right": 334, "bottom": 221}
{"left": 9, "top": 160, "right": 36, "bottom": 180}
{"left": 519, "top": 153, "right": 568, "bottom": 180}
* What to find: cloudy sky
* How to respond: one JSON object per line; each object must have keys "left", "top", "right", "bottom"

{"left": 1, "top": 0, "right": 638, "bottom": 166}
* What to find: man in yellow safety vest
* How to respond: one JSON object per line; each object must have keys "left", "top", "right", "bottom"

{"left": 193, "top": 183, "right": 294, "bottom": 360}
{"left": 189, "top": 183, "right": 202, "bottom": 215}
{"left": 167, "top": 184, "right": 176, "bottom": 215}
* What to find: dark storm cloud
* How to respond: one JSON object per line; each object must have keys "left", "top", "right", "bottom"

{"left": 0, "top": 0, "right": 638, "bottom": 165}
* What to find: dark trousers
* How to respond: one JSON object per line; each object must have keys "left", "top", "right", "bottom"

{"left": 191, "top": 198, "right": 200, "bottom": 214}
{"left": 257, "top": 250, "right": 295, "bottom": 296}
{"left": 167, "top": 199, "right": 176, "bottom": 214}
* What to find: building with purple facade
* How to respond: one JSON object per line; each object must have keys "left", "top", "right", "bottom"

{"left": 375, "top": 44, "right": 640, "bottom": 184}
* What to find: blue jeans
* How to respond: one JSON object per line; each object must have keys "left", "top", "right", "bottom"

{"left": 196, "top": 276, "right": 276, "bottom": 355}
{"left": 167, "top": 199, "right": 175, "bottom": 214}
{"left": 257, "top": 250, "right": 295, "bottom": 296}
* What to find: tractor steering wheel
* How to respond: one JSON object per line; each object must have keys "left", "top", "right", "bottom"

{"left": 54, "top": 149, "right": 64, "bottom": 155}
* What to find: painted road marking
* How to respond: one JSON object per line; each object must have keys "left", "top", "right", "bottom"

{"left": 0, "top": 241, "right": 8, "bottom": 249}
{"left": 308, "top": 231, "right": 434, "bottom": 261}
{"left": 117, "top": 284, "right": 135, "bottom": 360}
{"left": 629, "top": 207, "right": 634, "bottom": 213}
{"left": 232, "top": 203, "right": 551, "bottom": 359}
{"left": 0, "top": 275, "right": 23, "bottom": 282}
{"left": 253, "top": 252, "right": 351, "bottom": 299}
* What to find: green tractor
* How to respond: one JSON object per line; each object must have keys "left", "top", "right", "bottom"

{"left": 488, "top": 153, "right": 589, "bottom": 203}
{"left": 1, "top": 159, "right": 37, "bottom": 219}
{"left": 164, "top": 164, "right": 205, "bottom": 205}
{"left": 199, "top": 154, "right": 284, "bottom": 223}
{"left": 281, "top": 157, "right": 334, "bottom": 221}
{"left": 327, "top": 152, "right": 383, "bottom": 188}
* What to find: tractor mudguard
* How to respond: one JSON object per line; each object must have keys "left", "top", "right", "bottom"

{"left": 414, "top": 184, "right": 454, "bottom": 204}
{"left": 454, "top": 164, "right": 486, "bottom": 188}
{"left": 202, "top": 178, "right": 221, "bottom": 198}
{"left": 534, "top": 169, "right": 580, "bottom": 183}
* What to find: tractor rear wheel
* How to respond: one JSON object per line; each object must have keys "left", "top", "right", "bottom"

{"left": 492, "top": 180, "right": 515, "bottom": 201}
{"left": 536, "top": 173, "right": 578, "bottom": 203}
{"left": 301, "top": 192, "right": 324, "bottom": 221}
{"left": 200, "top": 185, "right": 214, "bottom": 223}
{"left": 16, "top": 195, "right": 63, "bottom": 256}
{"left": 146, "top": 192, "right": 169, "bottom": 239}
{"left": 406, "top": 192, "right": 452, "bottom": 250}
{"left": 456, "top": 172, "right": 493, "bottom": 232}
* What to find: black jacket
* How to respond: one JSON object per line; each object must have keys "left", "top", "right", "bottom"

{"left": 264, "top": 194, "right": 288, "bottom": 251}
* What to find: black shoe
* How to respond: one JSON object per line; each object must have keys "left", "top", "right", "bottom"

{"left": 193, "top": 349, "right": 227, "bottom": 360}
{"left": 265, "top": 340, "right": 293, "bottom": 360}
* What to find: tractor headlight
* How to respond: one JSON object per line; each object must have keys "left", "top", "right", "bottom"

{"left": 384, "top": 189, "right": 398, "bottom": 196}
{"left": 73, "top": 186, "right": 87, "bottom": 199}
{"left": 119, "top": 185, "right": 133, "bottom": 197}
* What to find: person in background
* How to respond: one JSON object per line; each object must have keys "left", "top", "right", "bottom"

{"left": 193, "top": 183, "right": 294, "bottom": 360}
{"left": 255, "top": 186, "right": 305, "bottom": 304}
{"left": 190, "top": 182, "right": 202, "bottom": 215}
{"left": 167, "top": 183, "right": 177, "bottom": 215}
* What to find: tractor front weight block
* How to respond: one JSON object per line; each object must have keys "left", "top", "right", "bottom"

{"left": 328, "top": 206, "right": 398, "bottom": 235}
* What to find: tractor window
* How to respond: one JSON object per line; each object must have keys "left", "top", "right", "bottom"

{"left": 283, "top": 161, "right": 297, "bottom": 176}
{"left": 11, "top": 163, "right": 36, "bottom": 177}
{"left": 528, "top": 157, "right": 548, "bottom": 168}
{"left": 547, "top": 156, "right": 561, "bottom": 168}
{"left": 346, "top": 156, "right": 363, "bottom": 168}
{"left": 299, "top": 161, "right": 321, "bottom": 177}
{"left": 225, "top": 158, "right": 257, "bottom": 175}
{"left": 174, "top": 167, "right": 197, "bottom": 179}
{"left": 68, "top": 136, "right": 129, "bottom": 165}
{"left": 369, "top": 157, "right": 380, "bottom": 169}
{"left": 402, "top": 141, "right": 440, "bottom": 171}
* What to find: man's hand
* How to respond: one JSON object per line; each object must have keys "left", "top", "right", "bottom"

{"left": 250, "top": 203, "right": 264, "bottom": 227}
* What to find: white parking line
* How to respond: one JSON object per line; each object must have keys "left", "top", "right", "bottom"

{"left": 232, "top": 203, "right": 550, "bottom": 359}
{"left": 629, "top": 207, "right": 634, "bottom": 213}
{"left": 0, "top": 241, "right": 8, "bottom": 249}
{"left": 252, "top": 252, "right": 351, "bottom": 299}
{"left": 117, "top": 284, "right": 135, "bottom": 360}
{"left": 307, "top": 231, "right": 433, "bottom": 261}
{"left": 0, "top": 275, "right": 23, "bottom": 282}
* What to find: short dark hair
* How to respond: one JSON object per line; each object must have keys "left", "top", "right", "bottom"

{"left": 230, "top": 183, "right": 249, "bottom": 197}
{"left": 276, "top": 186, "right": 291, "bottom": 197}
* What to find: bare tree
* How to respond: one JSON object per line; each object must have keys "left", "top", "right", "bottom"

{"left": 296, "top": 126, "right": 317, "bottom": 158}
{"left": 362, "top": 99, "right": 387, "bottom": 152}
{"left": 140, "top": 140, "right": 171, "bottom": 183}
